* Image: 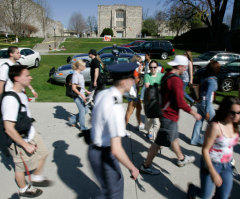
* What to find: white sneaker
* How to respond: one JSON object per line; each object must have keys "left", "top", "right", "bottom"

{"left": 177, "top": 155, "right": 195, "bottom": 167}
{"left": 139, "top": 123, "right": 145, "bottom": 131}
{"left": 125, "top": 131, "right": 131, "bottom": 137}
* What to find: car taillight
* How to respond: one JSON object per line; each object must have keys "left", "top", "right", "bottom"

{"left": 172, "top": 48, "right": 175, "bottom": 52}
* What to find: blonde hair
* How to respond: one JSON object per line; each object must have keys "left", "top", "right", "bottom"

{"left": 130, "top": 55, "right": 142, "bottom": 63}
{"left": 96, "top": 55, "right": 105, "bottom": 69}
{"left": 185, "top": 50, "right": 193, "bottom": 62}
{"left": 72, "top": 59, "right": 86, "bottom": 70}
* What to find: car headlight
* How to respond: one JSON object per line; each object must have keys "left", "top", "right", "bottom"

{"left": 56, "top": 72, "right": 64, "bottom": 76}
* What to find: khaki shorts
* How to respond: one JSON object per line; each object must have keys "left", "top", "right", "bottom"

{"left": 9, "top": 132, "right": 48, "bottom": 172}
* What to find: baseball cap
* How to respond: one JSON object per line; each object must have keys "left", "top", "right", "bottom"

{"left": 88, "top": 49, "right": 97, "bottom": 56}
{"left": 167, "top": 55, "right": 188, "bottom": 66}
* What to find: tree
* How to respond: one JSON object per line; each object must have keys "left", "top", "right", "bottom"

{"left": 0, "top": 0, "right": 34, "bottom": 36}
{"left": 86, "top": 16, "right": 97, "bottom": 36}
{"left": 21, "top": 23, "right": 39, "bottom": 36}
{"left": 100, "top": 28, "right": 113, "bottom": 37}
{"left": 142, "top": 18, "right": 158, "bottom": 36}
{"left": 35, "top": 0, "right": 51, "bottom": 38}
{"left": 68, "top": 12, "right": 86, "bottom": 36}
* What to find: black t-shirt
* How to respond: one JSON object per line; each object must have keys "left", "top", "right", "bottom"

{"left": 90, "top": 58, "right": 100, "bottom": 82}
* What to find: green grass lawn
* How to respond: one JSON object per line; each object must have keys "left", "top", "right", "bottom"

{"left": 0, "top": 37, "right": 43, "bottom": 49}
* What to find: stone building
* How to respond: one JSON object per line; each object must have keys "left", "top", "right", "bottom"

{"left": 98, "top": 4, "right": 142, "bottom": 38}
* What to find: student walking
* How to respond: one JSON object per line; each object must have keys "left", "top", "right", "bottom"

{"left": 68, "top": 60, "right": 91, "bottom": 131}
{"left": 188, "top": 96, "right": 240, "bottom": 199}
{"left": 1, "top": 65, "right": 50, "bottom": 197}
{"left": 140, "top": 55, "right": 201, "bottom": 175}
{"left": 88, "top": 62, "right": 139, "bottom": 199}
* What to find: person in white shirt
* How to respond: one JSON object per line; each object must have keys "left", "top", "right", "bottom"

{"left": 1, "top": 65, "right": 50, "bottom": 198}
{"left": 88, "top": 62, "right": 139, "bottom": 199}
{"left": 0, "top": 46, "right": 38, "bottom": 97}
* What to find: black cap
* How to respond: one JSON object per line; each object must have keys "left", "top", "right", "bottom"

{"left": 88, "top": 49, "right": 97, "bottom": 56}
{"left": 107, "top": 62, "right": 138, "bottom": 80}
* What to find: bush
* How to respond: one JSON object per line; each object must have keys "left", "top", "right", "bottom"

{"left": 100, "top": 28, "right": 113, "bottom": 37}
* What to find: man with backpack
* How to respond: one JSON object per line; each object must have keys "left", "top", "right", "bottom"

{"left": 140, "top": 55, "right": 202, "bottom": 175}
{"left": 1, "top": 65, "right": 50, "bottom": 197}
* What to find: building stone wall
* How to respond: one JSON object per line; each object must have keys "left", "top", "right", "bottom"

{"left": 98, "top": 4, "right": 142, "bottom": 38}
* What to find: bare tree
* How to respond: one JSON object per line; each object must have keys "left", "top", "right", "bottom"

{"left": 68, "top": 12, "right": 86, "bottom": 36}
{"left": 0, "top": 0, "right": 34, "bottom": 36}
{"left": 35, "top": 0, "right": 51, "bottom": 38}
{"left": 86, "top": 16, "right": 97, "bottom": 36}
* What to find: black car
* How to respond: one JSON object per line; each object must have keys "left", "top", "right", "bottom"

{"left": 194, "top": 59, "right": 240, "bottom": 92}
{"left": 129, "top": 40, "right": 175, "bottom": 60}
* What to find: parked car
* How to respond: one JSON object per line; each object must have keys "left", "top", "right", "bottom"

{"left": 50, "top": 53, "right": 135, "bottom": 84}
{"left": 193, "top": 51, "right": 240, "bottom": 73}
{"left": 194, "top": 59, "right": 240, "bottom": 92}
{"left": 121, "top": 40, "right": 146, "bottom": 47}
{"left": 129, "top": 40, "right": 175, "bottom": 60}
{"left": 0, "top": 48, "right": 41, "bottom": 67}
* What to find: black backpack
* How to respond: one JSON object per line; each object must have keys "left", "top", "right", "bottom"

{"left": 0, "top": 91, "right": 34, "bottom": 148}
{"left": 65, "top": 74, "right": 80, "bottom": 98}
{"left": 144, "top": 74, "right": 177, "bottom": 118}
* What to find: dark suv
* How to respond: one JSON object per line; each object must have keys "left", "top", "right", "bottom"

{"left": 129, "top": 40, "right": 175, "bottom": 59}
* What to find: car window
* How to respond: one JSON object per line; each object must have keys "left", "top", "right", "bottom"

{"left": 20, "top": 49, "right": 27, "bottom": 56}
{"left": 24, "top": 49, "right": 34, "bottom": 55}
{"left": 227, "top": 61, "right": 240, "bottom": 67}
{"left": 117, "top": 57, "right": 130, "bottom": 64}
{"left": 125, "top": 48, "right": 134, "bottom": 54}
{"left": 143, "top": 42, "right": 152, "bottom": 48}
{"left": 102, "top": 57, "right": 115, "bottom": 65}
{"left": 214, "top": 54, "right": 228, "bottom": 62}
{"left": 0, "top": 50, "right": 8, "bottom": 58}
{"left": 198, "top": 52, "right": 216, "bottom": 61}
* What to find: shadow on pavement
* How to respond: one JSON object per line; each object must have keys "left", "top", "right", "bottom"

{"left": 52, "top": 140, "right": 100, "bottom": 199}
{"left": 8, "top": 193, "right": 19, "bottom": 199}
{"left": 53, "top": 105, "right": 73, "bottom": 122}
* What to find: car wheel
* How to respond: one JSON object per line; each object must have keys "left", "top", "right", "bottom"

{"left": 160, "top": 52, "right": 168, "bottom": 60}
{"left": 220, "top": 78, "right": 234, "bottom": 92}
{"left": 34, "top": 59, "right": 40, "bottom": 68}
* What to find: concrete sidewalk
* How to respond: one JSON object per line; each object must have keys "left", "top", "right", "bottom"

{"left": 0, "top": 103, "right": 239, "bottom": 199}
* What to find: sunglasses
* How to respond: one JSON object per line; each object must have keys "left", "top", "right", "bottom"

{"left": 149, "top": 67, "right": 157, "bottom": 69}
{"left": 230, "top": 110, "right": 240, "bottom": 116}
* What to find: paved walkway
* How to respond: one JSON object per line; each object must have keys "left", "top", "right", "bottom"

{"left": 33, "top": 37, "right": 65, "bottom": 53}
{"left": 0, "top": 103, "right": 239, "bottom": 199}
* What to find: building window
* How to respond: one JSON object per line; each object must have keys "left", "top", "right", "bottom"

{"left": 116, "top": 10, "right": 124, "bottom": 18}
{"left": 116, "top": 21, "right": 124, "bottom": 28}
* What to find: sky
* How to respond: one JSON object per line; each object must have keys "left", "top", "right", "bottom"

{"left": 46, "top": 0, "right": 165, "bottom": 28}
{"left": 45, "top": 0, "right": 234, "bottom": 28}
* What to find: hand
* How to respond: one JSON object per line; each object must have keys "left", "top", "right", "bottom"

{"left": 32, "top": 90, "right": 38, "bottom": 99}
{"left": 87, "top": 91, "right": 91, "bottom": 95}
{"left": 93, "top": 81, "right": 97, "bottom": 87}
{"left": 194, "top": 113, "right": 202, "bottom": 120}
{"left": 205, "top": 113, "right": 210, "bottom": 121}
{"left": 130, "top": 167, "right": 139, "bottom": 180}
{"left": 24, "top": 143, "right": 37, "bottom": 154}
{"left": 211, "top": 172, "right": 222, "bottom": 187}
{"left": 82, "top": 96, "right": 87, "bottom": 103}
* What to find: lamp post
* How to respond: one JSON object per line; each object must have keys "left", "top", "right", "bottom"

{"left": 53, "top": 26, "right": 56, "bottom": 50}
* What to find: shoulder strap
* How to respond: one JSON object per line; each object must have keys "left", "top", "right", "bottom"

{"left": 3, "top": 91, "right": 25, "bottom": 113}
{"left": 161, "top": 73, "right": 178, "bottom": 85}
{"left": 2, "top": 62, "right": 10, "bottom": 67}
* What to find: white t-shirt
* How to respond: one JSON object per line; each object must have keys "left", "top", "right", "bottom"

{"left": 0, "top": 60, "right": 15, "bottom": 91}
{"left": 91, "top": 87, "right": 126, "bottom": 147}
{"left": 1, "top": 90, "right": 36, "bottom": 142}
{"left": 72, "top": 71, "right": 85, "bottom": 97}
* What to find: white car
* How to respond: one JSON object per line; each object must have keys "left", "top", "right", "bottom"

{"left": 0, "top": 48, "right": 41, "bottom": 67}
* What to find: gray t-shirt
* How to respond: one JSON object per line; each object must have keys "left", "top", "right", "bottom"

{"left": 72, "top": 71, "right": 85, "bottom": 97}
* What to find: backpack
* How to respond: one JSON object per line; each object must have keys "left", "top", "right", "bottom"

{"left": 0, "top": 91, "right": 34, "bottom": 149}
{"left": 65, "top": 74, "right": 80, "bottom": 98}
{"left": 97, "top": 63, "right": 108, "bottom": 85}
{"left": 144, "top": 74, "right": 177, "bottom": 118}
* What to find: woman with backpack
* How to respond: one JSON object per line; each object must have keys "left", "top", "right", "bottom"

{"left": 68, "top": 60, "right": 91, "bottom": 131}
{"left": 188, "top": 96, "right": 240, "bottom": 199}
{"left": 191, "top": 61, "right": 220, "bottom": 146}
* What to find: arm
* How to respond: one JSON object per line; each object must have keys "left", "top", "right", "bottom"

{"left": 188, "top": 61, "right": 193, "bottom": 85}
{"left": 0, "top": 80, "right": 5, "bottom": 95}
{"left": 144, "top": 74, "right": 150, "bottom": 88}
{"left": 72, "top": 84, "right": 86, "bottom": 102}
{"left": 94, "top": 68, "right": 99, "bottom": 87}
{"left": 205, "top": 78, "right": 216, "bottom": 120}
{"left": 202, "top": 123, "right": 222, "bottom": 187}
{"left": 28, "top": 85, "right": 38, "bottom": 98}
{"left": 4, "top": 121, "right": 36, "bottom": 154}
{"left": 111, "top": 137, "right": 139, "bottom": 180}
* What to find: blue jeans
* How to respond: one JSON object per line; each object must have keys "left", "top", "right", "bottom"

{"left": 69, "top": 97, "right": 88, "bottom": 130}
{"left": 189, "top": 159, "right": 233, "bottom": 199}
{"left": 191, "top": 100, "right": 215, "bottom": 145}
{"left": 183, "top": 81, "right": 194, "bottom": 103}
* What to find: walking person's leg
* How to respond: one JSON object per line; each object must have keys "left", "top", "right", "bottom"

{"left": 183, "top": 81, "right": 194, "bottom": 103}
{"left": 75, "top": 97, "right": 88, "bottom": 131}
{"left": 125, "top": 100, "right": 135, "bottom": 125}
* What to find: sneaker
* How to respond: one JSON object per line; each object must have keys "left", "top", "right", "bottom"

{"left": 177, "top": 155, "right": 195, "bottom": 167}
{"left": 31, "top": 179, "right": 52, "bottom": 187}
{"left": 19, "top": 185, "right": 42, "bottom": 198}
{"left": 139, "top": 164, "right": 161, "bottom": 175}
{"left": 139, "top": 123, "right": 145, "bottom": 131}
{"left": 147, "top": 133, "right": 154, "bottom": 141}
{"left": 187, "top": 183, "right": 196, "bottom": 199}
